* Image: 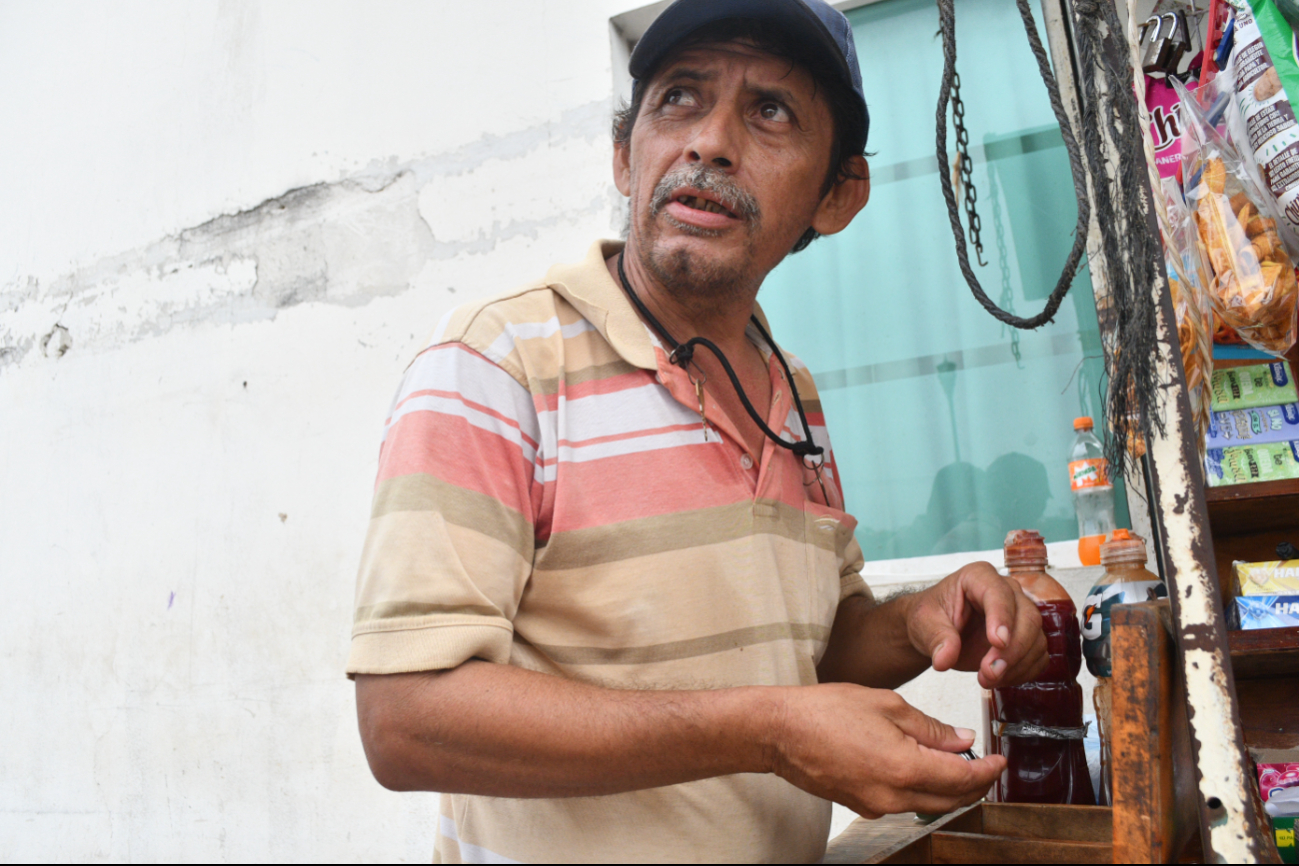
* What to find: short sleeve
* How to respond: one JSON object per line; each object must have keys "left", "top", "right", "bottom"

{"left": 839, "top": 535, "right": 873, "bottom": 603}
{"left": 346, "top": 340, "right": 541, "bottom": 676}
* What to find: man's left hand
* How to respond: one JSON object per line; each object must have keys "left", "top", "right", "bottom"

{"left": 903, "top": 562, "right": 1048, "bottom": 689}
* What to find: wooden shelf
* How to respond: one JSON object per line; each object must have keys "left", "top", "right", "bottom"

{"left": 1205, "top": 478, "right": 1299, "bottom": 536}
{"left": 1227, "top": 627, "right": 1299, "bottom": 752}
{"left": 1229, "top": 627, "right": 1299, "bottom": 680}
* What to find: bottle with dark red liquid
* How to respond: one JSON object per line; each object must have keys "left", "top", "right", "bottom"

{"left": 987, "top": 530, "right": 1095, "bottom": 804}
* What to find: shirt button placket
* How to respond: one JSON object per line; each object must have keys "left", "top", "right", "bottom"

{"left": 740, "top": 453, "right": 754, "bottom": 470}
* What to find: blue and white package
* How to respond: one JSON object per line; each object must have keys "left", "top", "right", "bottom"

{"left": 1234, "top": 595, "right": 1299, "bottom": 629}
{"left": 1207, "top": 403, "right": 1299, "bottom": 449}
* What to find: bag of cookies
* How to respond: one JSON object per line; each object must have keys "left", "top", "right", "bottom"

{"left": 1222, "top": 1, "right": 1299, "bottom": 253}
{"left": 1175, "top": 76, "right": 1299, "bottom": 356}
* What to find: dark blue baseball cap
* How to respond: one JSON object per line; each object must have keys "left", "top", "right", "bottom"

{"left": 628, "top": 0, "right": 869, "bottom": 155}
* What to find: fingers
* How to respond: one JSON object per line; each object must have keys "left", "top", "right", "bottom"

{"left": 986, "top": 625, "right": 1048, "bottom": 689}
{"left": 879, "top": 692, "right": 976, "bottom": 753}
{"left": 956, "top": 566, "right": 1049, "bottom": 689}
{"left": 906, "top": 593, "right": 965, "bottom": 672}
{"left": 906, "top": 748, "right": 1003, "bottom": 798}
{"left": 958, "top": 562, "right": 1017, "bottom": 652}
{"left": 778, "top": 685, "right": 1003, "bottom": 823}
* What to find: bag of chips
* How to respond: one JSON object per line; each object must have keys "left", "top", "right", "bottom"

{"left": 1175, "top": 76, "right": 1299, "bottom": 356}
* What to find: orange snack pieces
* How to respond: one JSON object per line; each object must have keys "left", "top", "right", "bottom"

{"left": 1191, "top": 157, "right": 1298, "bottom": 356}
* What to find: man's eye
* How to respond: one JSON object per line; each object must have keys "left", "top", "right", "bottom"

{"left": 759, "top": 102, "right": 791, "bottom": 122}
{"left": 665, "top": 88, "right": 696, "bottom": 107}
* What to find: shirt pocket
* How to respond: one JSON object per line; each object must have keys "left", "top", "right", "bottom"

{"left": 803, "top": 500, "right": 859, "bottom": 647}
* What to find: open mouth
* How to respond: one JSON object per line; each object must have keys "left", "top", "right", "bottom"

{"left": 675, "top": 194, "right": 738, "bottom": 219}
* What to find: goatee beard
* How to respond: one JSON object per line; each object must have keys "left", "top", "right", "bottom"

{"left": 638, "top": 165, "right": 762, "bottom": 307}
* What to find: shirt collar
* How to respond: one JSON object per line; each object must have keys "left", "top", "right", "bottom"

{"left": 544, "top": 239, "right": 778, "bottom": 370}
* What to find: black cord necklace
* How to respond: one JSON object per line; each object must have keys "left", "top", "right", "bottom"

{"left": 616, "top": 252, "right": 823, "bottom": 460}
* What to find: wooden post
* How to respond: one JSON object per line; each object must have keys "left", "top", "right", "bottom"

{"left": 1111, "top": 600, "right": 1200, "bottom": 862}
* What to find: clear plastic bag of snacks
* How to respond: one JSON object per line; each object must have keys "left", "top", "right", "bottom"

{"left": 1166, "top": 194, "right": 1216, "bottom": 443}
{"left": 1174, "top": 76, "right": 1299, "bottom": 357}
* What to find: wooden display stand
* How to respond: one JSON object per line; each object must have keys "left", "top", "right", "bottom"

{"left": 823, "top": 599, "right": 1273, "bottom": 862}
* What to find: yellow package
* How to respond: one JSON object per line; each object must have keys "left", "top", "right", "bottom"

{"left": 1235, "top": 559, "right": 1299, "bottom": 595}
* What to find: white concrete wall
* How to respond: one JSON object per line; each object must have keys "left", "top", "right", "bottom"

{"left": 1, "top": 2, "right": 626, "bottom": 860}
{"left": 0, "top": 1, "right": 1109, "bottom": 859}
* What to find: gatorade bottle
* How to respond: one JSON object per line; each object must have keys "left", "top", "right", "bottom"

{"left": 1081, "top": 529, "right": 1167, "bottom": 804}
{"left": 1069, "top": 417, "right": 1117, "bottom": 566}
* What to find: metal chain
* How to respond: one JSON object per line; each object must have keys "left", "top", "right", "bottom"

{"left": 950, "top": 72, "right": 988, "bottom": 267}
{"left": 987, "top": 162, "right": 1023, "bottom": 366}
{"left": 936, "top": 0, "right": 1091, "bottom": 330}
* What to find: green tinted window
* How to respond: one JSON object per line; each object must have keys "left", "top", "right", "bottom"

{"left": 762, "top": 0, "right": 1128, "bottom": 561}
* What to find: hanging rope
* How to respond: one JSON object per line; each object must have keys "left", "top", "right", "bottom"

{"left": 1070, "top": 0, "right": 1168, "bottom": 479}
{"left": 936, "top": 0, "right": 1166, "bottom": 479}
{"left": 935, "top": 0, "right": 1092, "bottom": 330}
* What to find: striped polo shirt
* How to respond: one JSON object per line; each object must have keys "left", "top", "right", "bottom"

{"left": 348, "top": 239, "right": 870, "bottom": 863}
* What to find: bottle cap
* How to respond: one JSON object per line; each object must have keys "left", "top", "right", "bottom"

{"left": 1074, "top": 416, "right": 1094, "bottom": 431}
{"left": 1100, "top": 528, "right": 1148, "bottom": 566}
{"left": 1004, "top": 529, "right": 1048, "bottom": 570}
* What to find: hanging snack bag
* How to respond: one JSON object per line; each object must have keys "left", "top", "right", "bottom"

{"left": 1148, "top": 77, "right": 1215, "bottom": 440}
{"left": 1148, "top": 75, "right": 1197, "bottom": 196}
{"left": 1175, "top": 76, "right": 1299, "bottom": 356}
{"left": 1170, "top": 200, "right": 1217, "bottom": 440}
{"left": 1231, "top": 0, "right": 1299, "bottom": 251}
{"left": 1150, "top": 77, "right": 1214, "bottom": 390}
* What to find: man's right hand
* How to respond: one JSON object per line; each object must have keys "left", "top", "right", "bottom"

{"left": 769, "top": 683, "right": 1002, "bottom": 819}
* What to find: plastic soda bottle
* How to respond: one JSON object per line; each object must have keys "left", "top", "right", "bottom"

{"left": 986, "top": 530, "right": 1095, "bottom": 805}
{"left": 1069, "top": 417, "right": 1117, "bottom": 566}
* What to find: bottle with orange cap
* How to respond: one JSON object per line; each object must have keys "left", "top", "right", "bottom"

{"left": 1081, "top": 529, "right": 1168, "bottom": 804}
{"left": 1069, "top": 416, "right": 1117, "bottom": 566}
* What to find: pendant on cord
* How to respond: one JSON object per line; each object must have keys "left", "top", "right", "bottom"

{"left": 692, "top": 374, "right": 711, "bottom": 443}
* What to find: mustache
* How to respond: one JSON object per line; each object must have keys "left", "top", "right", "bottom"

{"left": 649, "top": 165, "right": 761, "bottom": 223}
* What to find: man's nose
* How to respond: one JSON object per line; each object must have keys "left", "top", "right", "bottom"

{"left": 685, "top": 107, "right": 741, "bottom": 170}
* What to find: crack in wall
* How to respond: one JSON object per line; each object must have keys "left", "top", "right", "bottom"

{"left": 0, "top": 97, "right": 616, "bottom": 371}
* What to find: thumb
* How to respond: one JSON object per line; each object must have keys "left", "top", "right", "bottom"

{"left": 908, "top": 595, "right": 964, "bottom": 672}
{"left": 885, "top": 699, "right": 978, "bottom": 753}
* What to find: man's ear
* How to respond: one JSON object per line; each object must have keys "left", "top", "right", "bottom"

{"left": 613, "top": 141, "right": 632, "bottom": 196}
{"left": 810, "top": 156, "right": 870, "bottom": 237}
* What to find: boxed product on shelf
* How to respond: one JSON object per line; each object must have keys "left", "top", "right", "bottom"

{"left": 1208, "top": 402, "right": 1299, "bottom": 448}
{"left": 1210, "top": 362, "right": 1297, "bottom": 411}
{"left": 1276, "top": 817, "right": 1296, "bottom": 864}
{"left": 1259, "top": 760, "right": 1299, "bottom": 863}
{"left": 1205, "top": 439, "right": 1299, "bottom": 485}
{"left": 1237, "top": 559, "right": 1299, "bottom": 595}
{"left": 1233, "top": 595, "right": 1299, "bottom": 629}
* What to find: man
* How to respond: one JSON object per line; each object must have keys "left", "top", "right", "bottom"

{"left": 350, "top": 1, "right": 1048, "bottom": 861}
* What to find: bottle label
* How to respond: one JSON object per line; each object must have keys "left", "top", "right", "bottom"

{"left": 1082, "top": 579, "right": 1168, "bottom": 677}
{"left": 1069, "top": 458, "right": 1111, "bottom": 491}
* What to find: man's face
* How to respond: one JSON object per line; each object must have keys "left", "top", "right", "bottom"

{"left": 615, "top": 41, "right": 842, "bottom": 302}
